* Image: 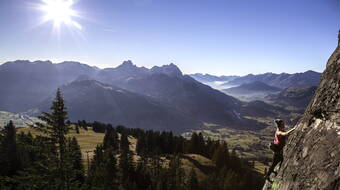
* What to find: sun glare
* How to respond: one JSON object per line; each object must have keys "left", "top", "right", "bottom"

{"left": 39, "top": 0, "right": 82, "bottom": 31}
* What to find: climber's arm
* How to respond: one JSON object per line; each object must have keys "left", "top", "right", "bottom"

{"left": 278, "top": 127, "right": 296, "bottom": 136}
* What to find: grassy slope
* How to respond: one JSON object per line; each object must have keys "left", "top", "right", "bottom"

{"left": 184, "top": 118, "right": 279, "bottom": 174}
{"left": 17, "top": 127, "right": 105, "bottom": 163}
{"left": 17, "top": 127, "right": 222, "bottom": 180}
{"left": 3, "top": 110, "right": 275, "bottom": 174}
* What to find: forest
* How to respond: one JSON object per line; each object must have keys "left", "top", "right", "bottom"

{"left": 0, "top": 89, "right": 264, "bottom": 190}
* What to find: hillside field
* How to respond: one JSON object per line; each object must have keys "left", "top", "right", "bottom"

{"left": 17, "top": 126, "right": 267, "bottom": 179}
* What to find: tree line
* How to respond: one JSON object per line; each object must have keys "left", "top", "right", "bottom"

{"left": 0, "top": 89, "right": 263, "bottom": 189}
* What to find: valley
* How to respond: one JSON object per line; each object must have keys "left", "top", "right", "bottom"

{"left": 0, "top": 60, "right": 320, "bottom": 172}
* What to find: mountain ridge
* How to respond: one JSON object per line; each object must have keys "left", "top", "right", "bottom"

{"left": 94, "top": 64, "right": 258, "bottom": 129}
{"left": 225, "top": 70, "right": 321, "bottom": 89}
{"left": 32, "top": 79, "right": 202, "bottom": 133}
{"left": 189, "top": 73, "right": 239, "bottom": 83}
{"left": 0, "top": 60, "right": 265, "bottom": 131}
{"left": 0, "top": 59, "right": 321, "bottom": 132}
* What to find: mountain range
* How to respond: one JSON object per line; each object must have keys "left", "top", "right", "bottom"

{"left": 95, "top": 61, "right": 249, "bottom": 127}
{"left": 0, "top": 60, "right": 320, "bottom": 132}
{"left": 0, "top": 60, "right": 263, "bottom": 132}
{"left": 224, "top": 70, "right": 321, "bottom": 89}
{"left": 0, "top": 60, "right": 99, "bottom": 112}
{"left": 191, "top": 71, "right": 321, "bottom": 90}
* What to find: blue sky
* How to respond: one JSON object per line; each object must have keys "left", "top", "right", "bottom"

{"left": 0, "top": 0, "right": 339, "bottom": 75}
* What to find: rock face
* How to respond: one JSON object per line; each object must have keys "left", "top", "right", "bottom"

{"left": 262, "top": 32, "right": 340, "bottom": 190}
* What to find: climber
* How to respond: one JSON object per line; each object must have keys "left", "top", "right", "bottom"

{"left": 265, "top": 119, "right": 296, "bottom": 181}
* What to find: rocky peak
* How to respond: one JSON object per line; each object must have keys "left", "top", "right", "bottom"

{"left": 32, "top": 60, "right": 53, "bottom": 65}
{"left": 304, "top": 70, "right": 318, "bottom": 74}
{"left": 114, "top": 60, "right": 141, "bottom": 73}
{"left": 262, "top": 32, "right": 340, "bottom": 190}
{"left": 59, "top": 61, "right": 81, "bottom": 65}
{"left": 119, "top": 60, "right": 135, "bottom": 68}
{"left": 151, "top": 63, "right": 183, "bottom": 77}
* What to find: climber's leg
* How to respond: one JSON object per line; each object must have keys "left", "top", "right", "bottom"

{"left": 265, "top": 152, "right": 281, "bottom": 179}
{"left": 278, "top": 150, "right": 284, "bottom": 169}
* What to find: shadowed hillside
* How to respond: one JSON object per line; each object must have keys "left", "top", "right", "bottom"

{"left": 0, "top": 60, "right": 98, "bottom": 112}
{"left": 33, "top": 79, "right": 201, "bottom": 132}
{"left": 264, "top": 86, "right": 317, "bottom": 112}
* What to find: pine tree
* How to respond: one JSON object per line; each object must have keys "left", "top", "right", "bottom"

{"left": 212, "top": 142, "right": 229, "bottom": 169}
{"left": 223, "top": 170, "right": 237, "bottom": 190}
{"left": 0, "top": 120, "right": 19, "bottom": 176}
{"left": 87, "top": 135, "right": 120, "bottom": 190}
{"left": 136, "top": 135, "right": 146, "bottom": 156}
{"left": 119, "top": 148, "right": 134, "bottom": 183}
{"left": 168, "top": 155, "right": 185, "bottom": 190}
{"left": 66, "top": 120, "right": 71, "bottom": 126}
{"left": 187, "top": 133, "right": 198, "bottom": 154}
{"left": 134, "top": 158, "right": 152, "bottom": 189}
{"left": 75, "top": 125, "right": 80, "bottom": 134}
{"left": 186, "top": 132, "right": 205, "bottom": 155}
{"left": 88, "top": 145, "right": 105, "bottom": 176}
{"left": 16, "top": 131, "right": 34, "bottom": 169}
{"left": 187, "top": 169, "right": 199, "bottom": 190}
{"left": 229, "top": 149, "right": 241, "bottom": 171}
{"left": 12, "top": 134, "right": 60, "bottom": 190}
{"left": 103, "top": 126, "right": 118, "bottom": 150}
{"left": 66, "top": 137, "right": 85, "bottom": 185}
{"left": 32, "top": 88, "right": 70, "bottom": 189}
{"left": 103, "top": 149, "right": 118, "bottom": 189}
{"left": 197, "top": 132, "right": 205, "bottom": 155}
{"left": 174, "top": 137, "right": 184, "bottom": 154}
{"left": 120, "top": 131, "right": 130, "bottom": 152}
{"left": 208, "top": 140, "right": 220, "bottom": 159}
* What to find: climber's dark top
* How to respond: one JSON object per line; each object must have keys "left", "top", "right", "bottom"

{"left": 274, "top": 132, "right": 286, "bottom": 149}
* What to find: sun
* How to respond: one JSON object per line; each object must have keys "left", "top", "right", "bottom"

{"left": 39, "top": 0, "right": 82, "bottom": 30}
